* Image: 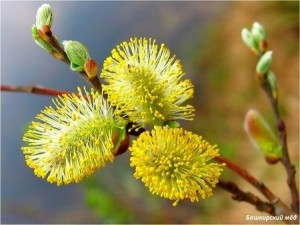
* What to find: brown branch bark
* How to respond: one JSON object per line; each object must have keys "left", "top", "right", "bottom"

{"left": 1, "top": 84, "right": 71, "bottom": 96}
{"left": 1, "top": 84, "right": 146, "bottom": 138}
{"left": 41, "top": 26, "right": 103, "bottom": 93}
{"left": 217, "top": 180, "right": 298, "bottom": 224}
{"left": 254, "top": 39, "right": 299, "bottom": 213}
{"left": 215, "top": 156, "right": 297, "bottom": 223}
{"left": 215, "top": 156, "right": 277, "bottom": 202}
{"left": 261, "top": 81, "right": 299, "bottom": 214}
{"left": 217, "top": 180, "right": 273, "bottom": 213}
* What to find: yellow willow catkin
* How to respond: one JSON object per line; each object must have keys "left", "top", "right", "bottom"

{"left": 130, "top": 126, "right": 223, "bottom": 206}
{"left": 100, "top": 37, "right": 194, "bottom": 128}
{"left": 22, "top": 87, "right": 126, "bottom": 186}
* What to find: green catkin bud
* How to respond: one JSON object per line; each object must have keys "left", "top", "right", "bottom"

{"left": 244, "top": 109, "right": 282, "bottom": 164}
{"left": 32, "top": 25, "right": 56, "bottom": 52}
{"left": 241, "top": 22, "right": 268, "bottom": 54}
{"left": 36, "top": 4, "right": 53, "bottom": 29}
{"left": 241, "top": 28, "right": 257, "bottom": 52}
{"left": 256, "top": 51, "right": 273, "bottom": 75}
{"left": 252, "top": 22, "right": 268, "bottom": 52}
{"left": 251, "top": 22, "right": 266, "bottom": 43}
{"left": 62, "top": 41, "right": 91, "bottom": 72}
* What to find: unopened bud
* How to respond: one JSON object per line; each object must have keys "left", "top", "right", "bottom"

{"left": 36, "top": 4, "right": 53, "bottom": 30}
{"left": 62, "top": 41, "right": 91, "bottom": 72}
{"left": 241, "top": 28, "right": 260, "bottom": 55}
{"left": 244, "top": 109, "right": 282, "bottom": 164}
{"left": 111, "top": 128, "right": 129, "bottom": 156}
{"left": 259, "top": 39, "right": 268, "bottom": 53}
{"left": 252, "top": 22, "right": 266, "bottom": 42}
{"left": 241, "top": 29, "right": 254, "bottom": 48}
{"left": 32, "top": 25, "right": 55, "bottom": 52}
{"left": 266, "top": 71, "right": 278, "bottom": 100}
{"left": 265, "top": 154, "right": 281, "bottom": 164}
{"left": 42, "top": 25, "right": 52, "bottom": 37}
{"left": 84, "top": 59, "right": 98, "bottom": 78}
{"left": 256, "top": 51, "right": 272, "bottom": 75}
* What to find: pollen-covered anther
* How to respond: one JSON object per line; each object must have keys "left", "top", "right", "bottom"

{"left": 129, "top": 126, "right": 223, "bottom": 206}
{"left": 101, "top": 37, "right": 195, "bottom": 128}
{"left": 21, "top": 87, "right": 127, "bottom": 185}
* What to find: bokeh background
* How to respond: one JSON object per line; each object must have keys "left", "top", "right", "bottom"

{"left": 1, "top": 1, "right": 299, "bottom": 224}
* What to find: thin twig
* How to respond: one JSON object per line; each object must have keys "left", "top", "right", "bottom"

{"left": 43, "top": 26, "right": 103, "bottom": 93}
{"left": 217, "top": 180, "right": 273, "bottom": 213}
{"left": 255, "top": 38, "right": 299, "bottom": 213}
{"left": 217, "top": 180, "right": 298, "bottom": 224}
{"left": 215, "top": 156, "right": 277, "bottom": 202}
{"left": 215, "top": 156, "right": 297, "bottom": 221}
{"left": 261, "top": 80, "right": 299, "bottom": 213}
{"left": 1, "top": 84, "right": 146, "bottom": 137}
{"left": 1, "top": 84, "right": 70, "bottom": 96}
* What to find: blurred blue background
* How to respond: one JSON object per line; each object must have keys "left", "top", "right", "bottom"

{"left": 1, "top": 1, "right": 228, "bottom": 223}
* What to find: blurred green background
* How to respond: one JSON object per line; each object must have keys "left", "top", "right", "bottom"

{"left": 1, "top": 1, "right": 298, "bottom": 224}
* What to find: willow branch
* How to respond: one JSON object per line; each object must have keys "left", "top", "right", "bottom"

{"left": 217, "top": 180, "right": 298, "bottom": 224}
{"left": 1, "top": 84, "right": 146, "bottom": 139}
{"left": 215, "top": 156, "right": 297, "bottom": 221}
{"left": 1, "top": 84, "right": 71, "bottom": 96}
{"left": 43, "top": 27, "right": 103, "bottom": 93}
{"left": 215, "top": 156, "right": 277, "bottom": 201}
{"left": 217, "top": 180, "right": 273, "bottom": 213}
{"left": 252, "top": 37, "right": 299, "bottom": 213}
{"left": 260, "top": 80, "right": 299, "bottom": 213}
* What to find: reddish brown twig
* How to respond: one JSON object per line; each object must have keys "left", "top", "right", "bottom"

{"left": 1, "top": 84, "right": 146, "bottom": 137}
{"left": 1, "top": 84, "right": 70, "bottom": 96}
{"left": 261, "top": 80, "right": 299, "bottom": 213}
{"left": 215, "top": 156, "right": 297, "bottom": 223}
{"left": 37, "top": 25, "right": 103, "bottom": 93}
{"left": 217, "top": 180, "right": 298, "bottom": 224}
{"left": 217, "top": 180, "right": 273, "bottom": 213}
{"left": 215, "top": 156, "right": 277, "bottom": 202}
{"left": 252, "top": 36, "right": 299, "bottom": 213}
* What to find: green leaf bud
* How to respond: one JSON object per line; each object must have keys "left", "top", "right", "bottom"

{"left": 32, "top": 25, "right": 55, "bottom": 52}
{"left": 241, "top": 28, "right": 254, "bottom": 48}
{"left": 266, "top": 71, "right": 278, "bottom": 100}
{"left": 62, "top": 41, "right": 91, "bottom": 72}
{"left": 252, "top": 22, "right": 268, "bottom": 52}
{"left": 252, "top": 22, "right": 266, "bottom": 42}
{"left": 36, "top": 4, "right": 53, "bottom": 30}
{"left": 241, "top": 28, "right": 259, "bottom": 54}
{"left": 256, "top": 51, "right": 273, "bottom": 75}
{"left": 244, "top": 109, "right": 282, "bottom": 164}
